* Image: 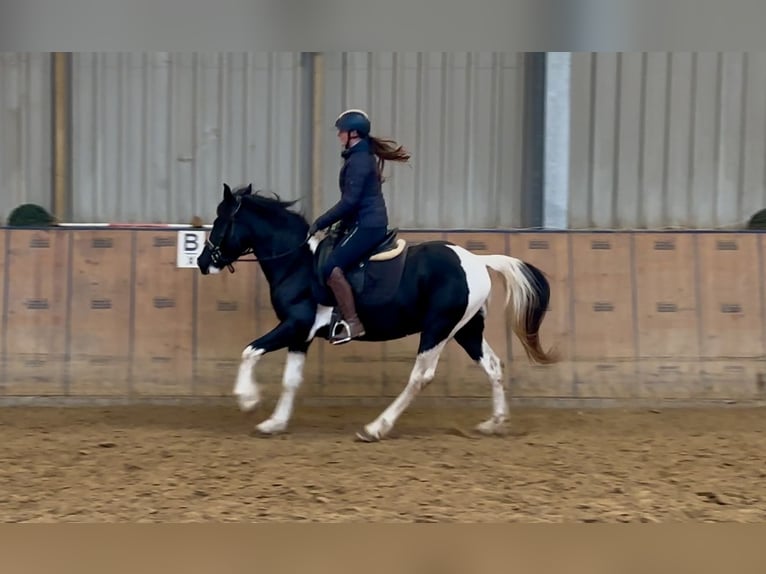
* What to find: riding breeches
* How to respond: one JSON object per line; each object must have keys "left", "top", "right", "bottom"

{"left": 320, "top": 225, "right": 388, "bottom": 282}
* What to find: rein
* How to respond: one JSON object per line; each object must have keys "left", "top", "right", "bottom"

{"left": 206, "top": 198, "right": 311, "bottom": 273}
{"left": 206, "top": 236, "right": 310, "bottom": 273}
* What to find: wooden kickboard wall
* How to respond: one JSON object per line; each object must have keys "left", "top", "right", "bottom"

{"left": 1, "top": 228, "right": 765, "bottom": 403}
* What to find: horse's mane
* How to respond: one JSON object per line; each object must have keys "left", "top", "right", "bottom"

{"left": 231, "top": 186, "right": 309, "bottom": 230}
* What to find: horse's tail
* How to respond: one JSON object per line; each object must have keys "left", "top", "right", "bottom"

{"left": 480, "top": 255, "right": 558, "bottom": 365}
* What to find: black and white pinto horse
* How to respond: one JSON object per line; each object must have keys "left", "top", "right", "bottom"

{"left": 197, "top": 184, "right": 557, "bottom": 441}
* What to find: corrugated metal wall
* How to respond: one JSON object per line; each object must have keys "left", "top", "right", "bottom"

{"left": 0, "top": 53, "right": 52, "bottom": 222}
{"left": 70, "top": 53, "right": 310, "bottom": 224}
{"left": 69, "top": 52, "right": 525, "bottom": 227}
{"left": 320, "top": 52, "right": 525, "bottom": 229}
{"left": 8, "top": 52, "right": 766, "bottom": 230}
{"left": 568, "top": 52, "right": 766, "bottom": 229}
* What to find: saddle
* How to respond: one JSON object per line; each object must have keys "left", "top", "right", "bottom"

{"left": 312, "top": 227, "right": 409, "bottom": 311}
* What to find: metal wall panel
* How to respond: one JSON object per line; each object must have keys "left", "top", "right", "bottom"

{"left": 568, "top": 52, "right": 766, "bottom": 230}
{"left": 319, "top": 52, "right": 525, "bottom": 229}
{"left": 0, "top": 53, "right": 52, "bottom": 222}
{"left": 71, "top": 53, "right": 310, "bottom": 224}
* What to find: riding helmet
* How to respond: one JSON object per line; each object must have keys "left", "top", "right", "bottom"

{"left": 335, "top": 109, "right": 371, "bottom": 138}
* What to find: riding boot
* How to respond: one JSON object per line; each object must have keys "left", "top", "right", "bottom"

{"left": 326, "top": 266, "right": 366, "bottom": 345}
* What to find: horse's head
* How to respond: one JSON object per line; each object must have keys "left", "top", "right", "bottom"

{"left": 197, "top": 183, "right": 256, "bottom": 275}
{"left": 198, "top": 182, "right": 309, "bottom": 275}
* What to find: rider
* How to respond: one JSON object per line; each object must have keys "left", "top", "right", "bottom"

{"left": 308, "top": 109, "right": 411, "bottom": 345}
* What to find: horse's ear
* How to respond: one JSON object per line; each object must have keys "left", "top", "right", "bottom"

{"left": 243, "top": 183, "right": 253, "bottom": 196}
{"left": 223, "top": 183, "right": 233, "bottom": 202}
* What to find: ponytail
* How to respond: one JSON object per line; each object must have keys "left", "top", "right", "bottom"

{"left": 367, "top": 135, "right": 411, "bottom": 182}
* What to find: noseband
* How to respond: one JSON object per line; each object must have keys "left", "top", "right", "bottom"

{"left": 204, "top": 199, "right": 248, "bottom": 273}
{"left": 205, "top": 237, "right": 241, "bottom": 273}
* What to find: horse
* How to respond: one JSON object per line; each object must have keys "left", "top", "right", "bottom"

{"left": 196, "top": 183, "right": 557, "bottom": 442}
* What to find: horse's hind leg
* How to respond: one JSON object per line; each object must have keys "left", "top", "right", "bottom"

{"left": 356, "top": 304, "right": 468, "bottom": 442}
{"left": 356, "top": 246, "right": 496, "bottom": 442}
{"left": 356, "top": 337, "right": 448, "bottom": 442}
{"left": 453, "top": 308, "right": 508, "bottom": 435}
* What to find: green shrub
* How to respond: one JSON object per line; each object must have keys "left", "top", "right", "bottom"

{"left": 6, "top": 204, "right": 57, "bottom": 227}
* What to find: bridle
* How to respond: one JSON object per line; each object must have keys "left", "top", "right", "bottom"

{"left": 205, "top": 198, "right": 310, "bottom": 273}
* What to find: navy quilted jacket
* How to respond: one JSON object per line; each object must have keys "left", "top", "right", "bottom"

{"left": 313, "top": 139, "right": 389, "bottom": 231}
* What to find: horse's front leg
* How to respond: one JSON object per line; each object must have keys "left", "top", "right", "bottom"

{"left": 234, "top": 345, "right": 265, "bottom": 412}
{"left": 253, "top": 302, "right": 318, "bottom": 435}
{"left": 254, "top": 340, "right": 312, "bottom": 436}
{"left": 234, "top": 319, "right": 307, "bottom": 413}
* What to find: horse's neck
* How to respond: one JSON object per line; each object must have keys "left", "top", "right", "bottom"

{"left": 240, "top": 207, "right": 308, "bottom": 284}
{"left": 257, "top": 250, "right": 306, "bottom": 290}
{"left": 249, "top": 230, "right": 307, "bottom": 286}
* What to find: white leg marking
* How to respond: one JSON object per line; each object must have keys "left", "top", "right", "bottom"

{"left": 475, "top": 339, "right": 508, "bottom": 435}
{"left": 307, "top": 305, "right": 333, "bottom": 341}
{"left": 358, "top": 245, "right": 496, "bottom": 442}
{"left": 209, "top": 265, "right": 221, "bottom": 275}
{"left": 234, "top": 346, "right": 264, "bottom": 412}
{"left": 360, "top": 344, "right": 446, "bottom": 441}
{"left": 255, "top": 352, "right": 306, "bottom": 434}
{"left": 308, "top": 236, "right": 320, "bottom": 254}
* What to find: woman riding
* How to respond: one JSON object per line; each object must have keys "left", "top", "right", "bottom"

{"left": 308, "top": 109, "right": 411, "bottom": 345}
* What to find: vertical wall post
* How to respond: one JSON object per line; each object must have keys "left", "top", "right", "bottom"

{"left": 52, "top": 52, "right": 72, "bottom": 223}
{"left": 520, "top": 52, "right": 546, "bottom": 229}
{"left": 543, "top": 52, "right": 571, "bottom": 229}
{"left": 310, "top": 52, "right": 324, "bottom": 220}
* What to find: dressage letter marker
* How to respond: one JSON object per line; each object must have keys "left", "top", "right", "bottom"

{"left": 176, "top": 230, "right": 207, "bottom": 268}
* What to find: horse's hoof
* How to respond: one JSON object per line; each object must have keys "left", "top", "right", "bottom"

{"left": 251, "top": 430, "right": 284, "bottom": 439}
{"left": 474, "top": 420, "right": 507, "bottom": 436}
{"left": 254, "top": 419, "right": 288, "bottom": 434}
{"left": 250, "top": 427, "right": 286, "bottom": 438}
{"left": 236, "top": 395, "right": 260, "bottom": 413}
{"left": 355, "top": 428, "right": 380, "bottom": 443}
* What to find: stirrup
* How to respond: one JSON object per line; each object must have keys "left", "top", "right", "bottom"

{"left": 330, "top": 319, "right": 364, "bottom": 345}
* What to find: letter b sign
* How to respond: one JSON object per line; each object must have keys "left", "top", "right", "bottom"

{"left": 176, "top": 230, "right": 207, "bottom": 268}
